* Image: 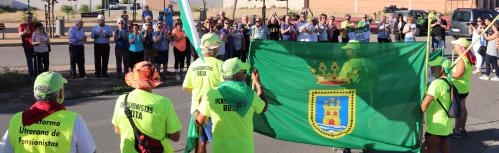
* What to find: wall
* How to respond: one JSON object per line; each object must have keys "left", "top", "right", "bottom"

{"left": 309, "top": 0, "right": 476, "bottom": 14}
{"left": 223, "top": 0, "right": 304, "bottom": 10}
{"left": 8, "top": 0, "right": 104, "bottom": 12}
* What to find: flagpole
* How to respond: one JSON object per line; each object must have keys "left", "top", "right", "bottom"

{"left": 424, "top": 12, "right": 434, "bottom": 89}
{"left": 422, "top": 11, "right": 434, "bottom": 146}
{"left": 451, "top": 15, "right": 499, "bottom": 68}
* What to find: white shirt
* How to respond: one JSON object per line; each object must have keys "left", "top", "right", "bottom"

{"left": 404, "top": 23, "right": 417, "bottom": 38}
{"left": 32, "top": 32, "right": 49, "bottom": 53}
{"left": 0, "top": 115, "right": 97, "bottom": 153}
{"left": 296, "top": 21, "right": 316, "bottom": 42}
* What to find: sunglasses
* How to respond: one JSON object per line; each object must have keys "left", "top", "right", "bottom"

{"left": 255, "top": 20, "right": 261, "bottom": 22}
{"left": 224, "top": 23, "right": 230, "bottom": 24}
{"left": 118, "top": 22, "right": 124, "bottom": 24}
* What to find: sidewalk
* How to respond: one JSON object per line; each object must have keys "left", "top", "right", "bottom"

{"left": 0, "top": 22, "right": 117, "bottom": 47}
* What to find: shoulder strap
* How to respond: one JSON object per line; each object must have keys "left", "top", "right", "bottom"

{"left": 435, "top": 78, "right": 451, "bottom": 115}
{"left": 123, "top": 93, "right": 143, "bottom": 140}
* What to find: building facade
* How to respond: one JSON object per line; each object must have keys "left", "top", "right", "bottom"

{"left": 222, "top": 0, "right": 496, "bottom": 14}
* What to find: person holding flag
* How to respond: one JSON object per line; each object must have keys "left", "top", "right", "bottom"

{"left": 183, "top": 33, "right": 225, "bottom": 153}
{"left": 196, "top": 57, "right": 267, "bottom": 153}
{"left": 449, "top": 38, "right": 473, "bottom": 138}
{"left": 421, "top": 56, "right": 453, "bottom": 153}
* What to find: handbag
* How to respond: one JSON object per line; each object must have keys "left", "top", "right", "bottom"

{"left": 123, "top": 93, "right": 164, "bottom": 153}
{"left": 478, "top": 46, "right": 486, "bottom": 56}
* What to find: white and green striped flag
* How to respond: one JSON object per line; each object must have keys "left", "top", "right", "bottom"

{"left": 178, "top": 0, "right": 204, "bottom": 61}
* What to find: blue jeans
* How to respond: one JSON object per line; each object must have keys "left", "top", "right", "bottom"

{"left": 404, "top": 37, "right": 415, "bottom": 42}
{"left": 432, "top": 37, "right": 446, "bottom": 49}
{"left": 22, "top": 45, "right": 35, "bottom": 77}
{"left": 199, "top": 117, "right": 212, "bottom": 142}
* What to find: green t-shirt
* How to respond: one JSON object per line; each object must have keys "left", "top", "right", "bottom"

{"left": 452, "top": 57, "right": 472, "bottom": 94}
{"left": 111, "top": 89, "right": 182, "bottom": 153}
{"left": 183, "top": 57, "right": 224, "bottom": 113}
{"left": 198, "top": 87, "right": 265, "bottom": 153}
{"left": 425, "top": 79, "right": 453, "bottom": 136}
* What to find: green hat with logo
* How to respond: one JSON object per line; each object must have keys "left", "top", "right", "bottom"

{"left": 429, "top": 56, "right": 451, "bottom": 68}
{"left": 341, "top": 40, "right": 360, "bottom": 50}
{"left": 451, "top": 38, "right": 471, "bottom": 48}
{"left": 34, "top": 72, "right": 67, "bottom": 99}
{"left": 222, "top": 58, "right": 250, "bottom": 77}
{"left": 200, "top": 33, "right": 223, "bottom": 53}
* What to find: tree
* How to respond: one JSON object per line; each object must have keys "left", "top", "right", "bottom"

{"left": 80, "top": 4, "right": 90, "bottom": 13}
{"left": 96, "top": 4, "right": 102, "bottom": 10}
{"left": 60, "top": 5, "right": 74, "bottom": 21}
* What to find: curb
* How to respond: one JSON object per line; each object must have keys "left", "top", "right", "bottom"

{"left": 0, "top": 41, "right": 96, "bottom": 47}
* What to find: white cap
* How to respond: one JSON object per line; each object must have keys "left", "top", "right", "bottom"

{"left": 97, "top": 15, "right": 105, "bottom": 20}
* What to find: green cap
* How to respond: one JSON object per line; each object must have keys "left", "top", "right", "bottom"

{"left": 200, "top": 33, "right": 223, "bottom": 53}
{"left": 34, "top": 72, "right": 67, "bottom": 99}
{"left": 222, "top": 58, "right": 250, "bottom": 77}
{"left": 341, "top": 40, "right": 360, "bottom": 50}
{"left": 429, "top": 56, "right": 451, "bottom": 68}
{"left": 451, "top": 38, "right": 471, "bottom": 48}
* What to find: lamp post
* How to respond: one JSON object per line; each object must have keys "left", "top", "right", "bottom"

{"left": 28, "top": 0, "right": 31, "bottom": 13}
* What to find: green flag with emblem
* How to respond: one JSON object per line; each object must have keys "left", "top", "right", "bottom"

{"left": 249, "top": 40, "right": 428, "bottom": 152}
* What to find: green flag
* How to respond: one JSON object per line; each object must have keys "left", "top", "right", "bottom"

{"left": 249, "top": 41, "right": 427, "bottom": 152}
{"left": 178, "top": 0, "right": 204, "bottom": 62}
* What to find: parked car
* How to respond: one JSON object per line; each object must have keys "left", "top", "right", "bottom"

{"left": 389, "top": 10, "right": 429, "bottom": 36}
{"left": 449, "top": 8, "right": 497, "bottom": 38}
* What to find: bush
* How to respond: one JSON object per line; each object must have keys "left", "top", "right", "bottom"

{"left": 80, "top": 5, "right": 90, "bottom": 13}
{"left": 95, "top": 4, "right": 102, "bottom": 10}
{"left": 0, "top": 5, "right": 16, "bottom": 14}
{"left": 18, "top": 11, "right": 39, "bottom": 22}
{"left": 60, "top": 5, "right": 74, "bottom": 21}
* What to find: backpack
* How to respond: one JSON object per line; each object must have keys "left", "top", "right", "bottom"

{"left": 435, "top": 78, "right": 462, "bottom": 118}
{"left": 123, "top": 93, "right": 164, "bottom": 153}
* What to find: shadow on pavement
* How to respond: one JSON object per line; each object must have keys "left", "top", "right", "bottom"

{"left": 0, "top": 70, "right": 183, "bottom": 114}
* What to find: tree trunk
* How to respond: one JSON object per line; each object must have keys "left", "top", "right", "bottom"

{"left": 232, "top": 0, "right": 238, "bottom": 20}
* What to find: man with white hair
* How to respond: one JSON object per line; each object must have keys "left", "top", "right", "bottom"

{"left": 183, "top": 33, "right": 225, "bottom": 153}
{"left": 142, "top": 16, "right": 154, "bottom": 31}
{"left": 0, "top": 72, "right": 97, "bottom": 153}
{"left": 68, "top": 20, "right": 87, "bottom": 79}
{"left": 90, "top": 15, "right": 112, "bottom": 77}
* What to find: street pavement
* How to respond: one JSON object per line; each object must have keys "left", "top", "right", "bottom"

{"left": 0, "top": 37, "right": 498, "bottom": 152}
{"left": 0, "top": 78, "right": 497, "bottom": 153}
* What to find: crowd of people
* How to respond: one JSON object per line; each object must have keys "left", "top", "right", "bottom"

{"left": 5, "top": 5, "right": 498, "bottom": 153}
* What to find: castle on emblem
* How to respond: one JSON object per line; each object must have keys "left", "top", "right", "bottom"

{"left": 322, "top": 98, "right": 341, "bottom": 126}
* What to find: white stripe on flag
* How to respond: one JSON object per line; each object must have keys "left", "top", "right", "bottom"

{"left": 179, "top": 0, "right": 200, "bottom": 51}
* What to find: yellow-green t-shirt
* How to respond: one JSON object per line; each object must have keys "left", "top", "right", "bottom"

{"left": 198, "top": 88, "right": 265, "bottom": 153}
{"left": 452, "top": 57, "right": 472, "bottom": 94}
{"left": 340, "top": 21, "right": 354, "bottom": 38}
{"left": 111, "top": 89, "right": 182, "bottom": 153}
{"left": 8, "top": 110, "right": 77, "bottom": 153}
{"left": 183, "top": 57, "right": 224, "bottom": 113}
{"left": 426, "top": 79, "right": 453, "bottom": 136}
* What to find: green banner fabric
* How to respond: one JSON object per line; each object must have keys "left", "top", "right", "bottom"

{"left": 249, "top": 40, "right": 427, "bottom": 152}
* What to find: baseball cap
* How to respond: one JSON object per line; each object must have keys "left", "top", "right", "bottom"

{"left": 451, "top": 38, "right": 471, "bottom": 48}
{"left": 97, "top": 14, "right": 105, "bottom": 20}
{"left": 200, "top": 33, "right": 223, "bottom": 53}
{"left": 341, "top": 40, "right": 360, "bottom": 50}
{"left": 34, "top": 72, "right": 67, "bottom": 99}
{"left": 429, "top": 56, "right": 451, "bottom": 68}
{"left": 222, "top": 58, "right": 250, "bottom": 77}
